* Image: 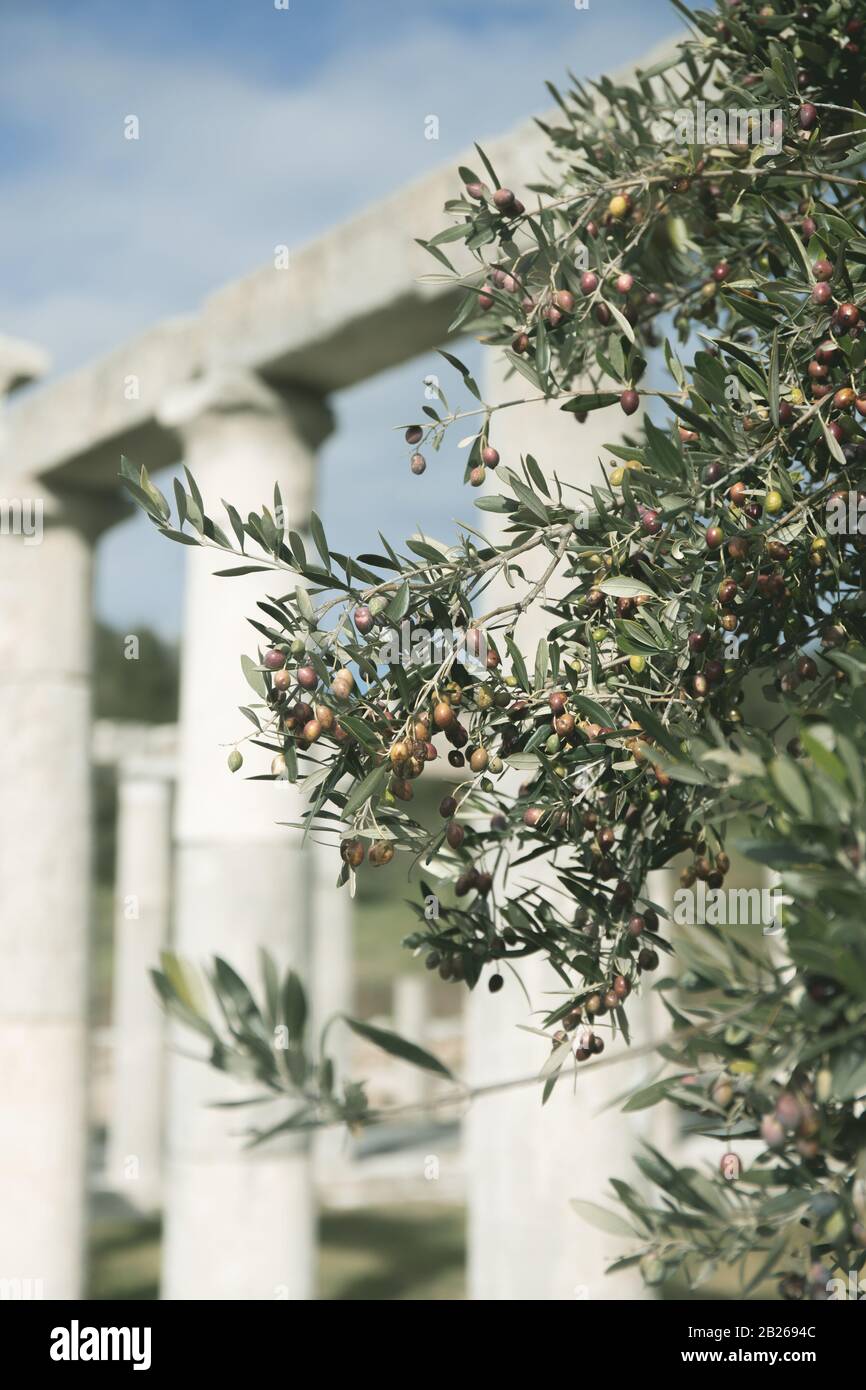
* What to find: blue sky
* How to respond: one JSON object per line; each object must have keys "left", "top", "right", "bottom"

{"left": 0, "top": 0, "right": 680, "bottom": 637}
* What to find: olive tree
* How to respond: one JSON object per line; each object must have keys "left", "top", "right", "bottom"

{"left": 127, "top": 0, "right": 866, "bottom": 1298}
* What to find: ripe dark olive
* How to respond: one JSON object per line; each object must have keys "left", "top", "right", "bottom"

{"left": 613, "top": 975, "right": 631, "bottom": 1000}
{"left": 638, "top": 947, "right": 659, "bottom": 971}
{"left": 405, "top": 425, "right": 423, "bottom": 444}
{"left": 704, "top": 461, "right": 722, "bottom": 484}
{"left": 627, "top": 913, "right": 645, "bottom": 937}
{"left": 801, "top": 216, "right": 817, "bottom": 240}
{"left": 728, "top": 481, "right": 746, "bottom": 507}
{"left": 488, "top": 973, "right": 504, "bottom": 994}
{"left": 641, "top": 509, "right": 661, "bottom": 535}
{"left": 813, "top": 258, "right": 833, "bottom": 282}
{"left": 779, "top": 400, "right": 794, "bottom": 424}
{"left": 612, "top": 878, "right": 633, "bottom": 905}
{"left": 836, "top": 302, "right": 860, "bottom": 330}
{"left": 341, "top": 838, "right": 365, "bottom": 868}
{"left": 493, "top": 187, "right": 515, "bottom": 211}
{"left": 598, "top": 825, "right": 615, "bottom": 851}
{"left": 580, "top": 271, "right": 599, "bottom": 295}
{"left": 410, "top": 453, "right": 427, "bottom": 475}
{"left": 368, "top": 840, "right": 394, "bottom": 867}
{"left": 688, "top": 631, "right": 708, "bottom": 653}
{"left": 297, "top": 665, "right": 317, "bottom": 689}
{"left": 548, "top": 690, "right": 567, "bottom": 715}
{"left": 454, "top": 870, "right": 474, "bottom": 898}
{"left": 553, "top": 289, "right": 575, "bottom": 314}
{"left": 718, "top": 578, "right": 738, "bottom": 605}
{"left": 590, "top": 1034, "right": 605, "bottom": 1055}
{"left": 354, "top": 604, "right": 374, "bottom": 634}
{"left": 595, "top": 303, "right": 611, "bottom": 326}
{"left": 643, "top": 908, "right": 659, "bottom": 932}
{"left": 798, "top": 103, "right": 818, "bottom": 130}
{"left": 705, "top": 525, "right": 723, "bottom": 550}
{"left": 481, "top": 445, "right": 500, "bottom": 467}
{"left": 439, "top": 795, "right": 457, "bottom": 818}
{"left": 263, "top": 648, "right": 287, "bottom": 670}
{"left": 447, "top": 750, "right": 465, "bottom": 768}
{"left": 796, "top": 655, "right": 817, "bottom": 680}
{"left": 712, "top": 261, "right": 730, "bottom": 283}
{"left": 523, "top": 807, "right": 544, "bottom": 828}
{"left": 433, "top": 701, "right": 454, "bottom": 729}
{"left": 620, "top": 389, "right": 640, "bottom": 416}
{"left": 445, "top": 821, "right": 465, "bottom": 849}
{"left": 811, "top": 282, "right": 832, "bottom": 305}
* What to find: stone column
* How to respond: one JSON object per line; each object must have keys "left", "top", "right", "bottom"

{"left": 310, "top": 834, "right": 354, "bottom": 1177}
{"left": 465, "top": 354, "right": 649, "bottom": 1300}
{"left": 0, "top": 335, "right": 103, "bottom": 1298}
{"left": 393, "top": 976, "right": 430, "bottom": 1109}
{"left": 159, "top": 368, "right": 332, "bottom": 1301}
{"left": 107, "top": 760, "right": 174, "bottom": 1210}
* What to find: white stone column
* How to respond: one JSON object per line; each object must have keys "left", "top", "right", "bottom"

{"left": 465, "top": 354, "right": 649, "bottom": 1300}
{"left": 159, "top": 369, "right": 332, "bottom": 1301}
{"left": 0, "top": 335, "right": 102, "bottom": 1299}
{"left": 310, "top": 834, "right": 354, "bottom": 1176}
{"left": 107, "top": 761, "right": 174, "bottom": 1210}
{"left": 393, "top": 976, "right": 430, "bottom": 1109}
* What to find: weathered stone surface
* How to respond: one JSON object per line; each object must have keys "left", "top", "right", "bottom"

{"left": 161, "top": 370, "right": 323, "bottom": 1299}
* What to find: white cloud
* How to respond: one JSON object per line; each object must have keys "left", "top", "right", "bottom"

{"left": 0, "top": 1, "right": 676, "bottom": 634}
{"left": 0, "top": 3, "right": 673, "bottom": 371}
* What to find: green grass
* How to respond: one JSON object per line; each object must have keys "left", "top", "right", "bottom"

{"left": 88, "top": 1204, "right": 465, "bottom": 1301}
{"left": 320, "top": 1204, "right": 464, "bottom": 1300}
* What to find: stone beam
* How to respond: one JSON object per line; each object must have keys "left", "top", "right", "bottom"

{"left": 5, "top": 38, "right": 676, "bottom": 496}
